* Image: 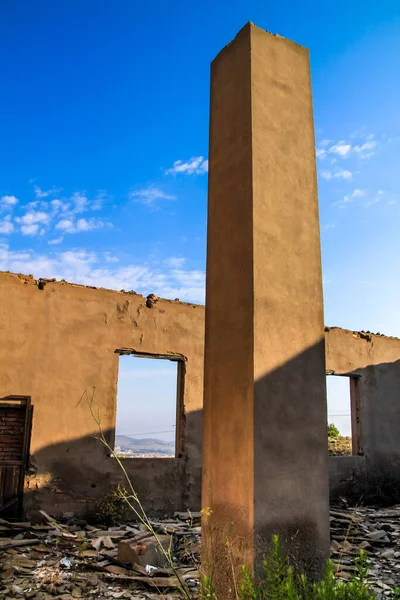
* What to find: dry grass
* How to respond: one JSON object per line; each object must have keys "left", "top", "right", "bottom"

{"left": 329, "top": 435, "right": 352, "bottom": 456}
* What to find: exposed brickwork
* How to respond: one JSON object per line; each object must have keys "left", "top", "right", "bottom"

{"left": 0, "top": 406, "right": 25, "bottom": 461}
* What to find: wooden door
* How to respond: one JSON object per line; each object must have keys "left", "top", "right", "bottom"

{"left": 0, "top": 396, "right": 33, "bottom": 518}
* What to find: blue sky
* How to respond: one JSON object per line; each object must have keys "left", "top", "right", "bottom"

{"left": 1, "top": 2, "right": 399, "bottom": 438}
{"left": 116, "top": 355, "right": 177, "bottom": 443}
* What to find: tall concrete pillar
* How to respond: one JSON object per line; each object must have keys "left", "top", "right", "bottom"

{"left": 202, "top": 23, "right": 329, "bottom": 596}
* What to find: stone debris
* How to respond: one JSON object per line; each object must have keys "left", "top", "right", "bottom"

{"left": 330, "top": 504, "right": 400, "bottom": 598}
{"left": 2, "top": 505, "right": 400, "bottom": 598}
{"left": 0, "top": 511, "right": 201, "bottom": 599}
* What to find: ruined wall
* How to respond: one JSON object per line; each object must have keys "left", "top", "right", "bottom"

{"left": 0, "top": 271, "right": 204, "bottom": 516}
{"left": 0, "top": 271, "right": 400, "bottom": 515}
{"left": 325, "top": 326, "right": 400, "bottom": 501}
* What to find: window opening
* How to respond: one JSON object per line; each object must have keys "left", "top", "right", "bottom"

{"left": 326, "top": 374, "right": 362, "bottom": 456}
{"left": 114, "top": 353, "right": 183, "bottom": 458}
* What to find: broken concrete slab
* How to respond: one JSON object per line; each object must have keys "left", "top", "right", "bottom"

{"left": 118, "top": 534, "right": 172, "bottom": 569}
{"left": 0, "top": 511, "right": 199, "bottom": 599}
{"left": 1, "top": 505, "right": 400, "bottom": 598}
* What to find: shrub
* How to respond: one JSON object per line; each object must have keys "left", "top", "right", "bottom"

{"left": 328, "top": 423, "right": 340, "bottom": 438}
{"left": 234, "top": 535, "right": 375, "bottom": 600}
{"left": 87, "top": 485, "right": 127, "bottom": 526}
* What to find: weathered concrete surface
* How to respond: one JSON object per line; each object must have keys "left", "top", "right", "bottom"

{"left": 202, "top": 23, "right": 329, "bottom": 593}
{"left": 0, "top": 271, "right": 204, "bottom": 516}
{"left": 1, "top": 266, "right": 400, "bottom": 517}
{"left": 1, "top": 269, "right": 400, "bottom": 519}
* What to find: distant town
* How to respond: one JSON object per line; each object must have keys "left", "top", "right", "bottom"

{"left": 115, "top": 435, "right": 175, "bottom": 458}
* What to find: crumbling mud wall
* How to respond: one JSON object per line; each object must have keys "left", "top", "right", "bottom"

{"left": 0, "top": 271, "right": 204, "bottom": 516}
{"left": 1, "top": 270, "right": 400, "bottom": 515}
{"left": 325, "top": 327, "right": 400, "bottom": 504}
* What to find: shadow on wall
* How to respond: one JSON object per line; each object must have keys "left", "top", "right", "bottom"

{"left": 201, "top": 344, "right": 400, "bottom": 590}
{"left": 201, "top": 339, "right": 330, "bottom": 583}
{"left": 328, "top": 357, "right": 400, "bottom": 506}
{"left": 19, "top": 355, "right": 400, "bottom": 520}
{"left": 22, "top": 409, "right": 204, "bottom": 519}
{"left": 253, "top": 340, "right": 329, "bottom": 576}
{"left": 24, "top": 429, "right": 115, "bottom": 518}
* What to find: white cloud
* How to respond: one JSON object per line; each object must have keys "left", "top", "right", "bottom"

{"left": 320, "top": 169, "right": 352, "bottom": 181}
{"left": 332, "top": 188, "right": 368, "bottom": 208}
{"left": 130, "top": 187, "right": 176, "bottom": 206}
{"left": 6, "top": 186, "right": 113, "bottom": 237}
{"left": 1, "top": 195, "right": 19, "bottom": 208}
{"left": 50, "top": 199, "right": 70, "bottom": 212}
{"left": 362, "top": 189, "right": 397, "bottom": 208}
{"left": 21, "top": 223, "right": 40, "bottom": 236}
{"left": 337, "top": 170, "right": 352, "bottom": 180}
{"left": 329, "top": 141, "right": 352, "bottom": 157}
{"left": 353, "top": 140, "right": 377, "bottom": 157}
{"left": 104, "top": 252, "right": 119, "bottom": 263}
{"left": 352, "top": 189, "right": 366, "bottom": 198}
{"left": 76, "top": 218, "right": 105, "bottom": 232}
{"left": 165, "top": 156, "right": 208, "bottom": 175}
{"left": 55, "top": 219, "right": 74, "bottom": 232}
{"left": 0, "top": 244, "right": 206, "bottom": 304}
{"left": 91, "top": 190, "right": 110, "bottom": 211}
{"left": 164, "top": 257, "right": 185, "bottom": 268}
{"left": 34, "top": 186, "right": 61, "bottom": 199}
{"left": 344, "top": 189, "right": 367, "bottom": 204}
{"left": 0, "top": 216, "right": 14, "bottom": 234}
{"left": 55, "top": 217, "right": 106, "bottom": 234}
{"left": 76, "top": 218, "right": 93, "bottom": 232}
{"left": 18, "top": 211, "right": 50, "bottom": 225}
{"left": 70, "top": 192, "right": 88, "bottom": 213}
{"left": 322, "top": 133, "right": 378, "bottom": 162}
{"left": 48, "top": 237, "right": 64, "bottom": 245}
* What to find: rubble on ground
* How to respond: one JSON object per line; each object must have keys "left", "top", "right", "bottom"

{"left": 0, "top": 510, "right": 200, "bottom": 599}
{"left": 1, "top": 505, "right": 400, "bottom": 598}
{"left": 330, "top": 503, "right": 400, "bottom": 597}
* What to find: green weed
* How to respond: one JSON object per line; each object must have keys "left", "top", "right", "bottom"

{"left": 231, "top": 536, "right": 375, "bottom": 600}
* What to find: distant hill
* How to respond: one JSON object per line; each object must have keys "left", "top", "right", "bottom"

{"left": 115, "top": 435, "right": 175, "bottom": 456}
